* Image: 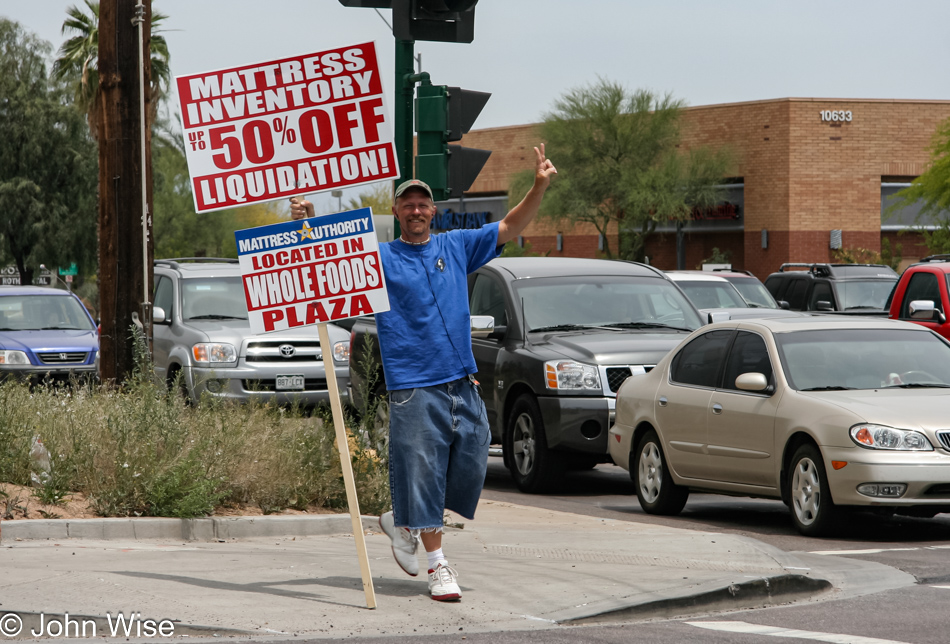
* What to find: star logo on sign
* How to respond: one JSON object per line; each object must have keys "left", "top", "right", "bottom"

{"left": 297, "top": 221, "right": 316, "bottom": 240}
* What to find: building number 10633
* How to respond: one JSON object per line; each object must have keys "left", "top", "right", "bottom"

{"left": 821, "top": 110, "right": 853, "bottom": 122}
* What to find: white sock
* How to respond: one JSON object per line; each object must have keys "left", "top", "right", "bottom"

{"left": 426, "top": 548, "right": 447, "bottom": 570}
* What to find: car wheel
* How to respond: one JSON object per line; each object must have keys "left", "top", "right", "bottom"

{"left": 505, "top": 394, "right": 562, "bottom": 493}
{"left": 788, "top": 443, "right": 839, "bottom": 537}
{"left": 167, "top": 365, "right": 191, "bottom": 404}
{"left": 633, "top": 430, "right": 688, "bottom": 515}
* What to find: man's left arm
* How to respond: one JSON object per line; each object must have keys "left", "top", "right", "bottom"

{"left": 496, "top": 143, "right": 558, "bottom": 246}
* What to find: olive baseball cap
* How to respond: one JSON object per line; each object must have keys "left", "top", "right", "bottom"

{"left": 394, "top": 179, "right": 434, "bottom": 200}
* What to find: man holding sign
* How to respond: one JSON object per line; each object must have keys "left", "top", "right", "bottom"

{"left": 292, "top": 144, "right": 556, "bottom": 601}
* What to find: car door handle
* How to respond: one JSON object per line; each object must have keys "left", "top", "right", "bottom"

{"left": 658, "top": 396, "right": 668, "bottom": 407}
{"left": 711, "top": 403, "right": 723, "bottom": 415}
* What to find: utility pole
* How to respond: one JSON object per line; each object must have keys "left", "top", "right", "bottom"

{"left": 97, "top": 0, "right": 154, "bottom": 383}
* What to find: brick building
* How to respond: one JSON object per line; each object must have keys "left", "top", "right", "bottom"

{"left": 438, "top": 98, "right": 950, "bottom": 278}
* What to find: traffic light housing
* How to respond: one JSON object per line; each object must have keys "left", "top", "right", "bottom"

{"left": 393, "top": 0, "right": 478, "bottom": 43}
{"left": 415, "top": 83, "right": 491, "bottom": 201}
{"left": 337, "top": 1, "right": 393, "bottom": 7}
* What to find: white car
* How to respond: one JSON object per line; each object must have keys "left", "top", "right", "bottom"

{"left": 666, "top": 271, "right": 751, "bottom": 310}
{"left": 608, "top": 315, "right": 950, "bottom": 536}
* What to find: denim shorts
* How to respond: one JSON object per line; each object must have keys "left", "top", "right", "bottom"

{"left": 388, "top": 376, "right": 490, "bottom": 530}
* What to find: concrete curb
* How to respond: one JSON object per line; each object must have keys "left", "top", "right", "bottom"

{"left": 557, "top": 574, "right": 833, "bottom": 625}
{"left": 0, "top": 514, "right": 379, "bottom": 543}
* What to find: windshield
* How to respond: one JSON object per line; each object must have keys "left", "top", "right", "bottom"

{"left": 0, "top": 294, "right": 95, "bottom": 331}
{"left": 676, "top": 280, "right": 748, "bottom": 309}
{"left": 181, "top": 276, "right": 249, "bottom": 321}
{"left": 836, "top": 279, "right": 898, "bottom": 310}
{"left": 776, "top": 328, "right": 950, "bottom": 390}
{"left": 513, "top": 275, "right": 703, "bottom": 333}
{"left": 728, "top": 278, "right": 779, "bottom": 308}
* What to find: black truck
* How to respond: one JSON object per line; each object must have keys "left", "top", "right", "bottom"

{"left": 348, "top": 257, "right": 707, "bottom": 493}
{"left": 763, "top": 263, "right": 898, "bottom": 315}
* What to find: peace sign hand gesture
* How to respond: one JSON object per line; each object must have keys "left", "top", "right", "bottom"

{"left": 534, "top": 143, "right": 557, "bottom": 187}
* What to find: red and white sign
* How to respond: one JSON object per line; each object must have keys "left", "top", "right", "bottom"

{"left": 235, "top": 208, "right": 389, "bottom": 334}
{"left": 177, "top": 42, "right": 399, "bottom": 213}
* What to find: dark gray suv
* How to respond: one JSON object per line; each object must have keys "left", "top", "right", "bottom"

{"left": 152, "top": 258, "right": 349, "bottom": 405}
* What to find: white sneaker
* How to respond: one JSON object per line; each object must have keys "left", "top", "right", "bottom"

{"left": 428, "top": 563, "right": 461, "bottom": 601}
{"left": 378, "top": 512, "right": 419, "bottom": 576}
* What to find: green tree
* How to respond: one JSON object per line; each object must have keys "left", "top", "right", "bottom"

{"left": 347, "top": 182, "right": 393, "bottom": 214}
{"left": 890, "top": 118, "right": 950, "bottom": 255}
{"left": 510, "top": 80, "right": 732, "bottom": 261}
{"left": 151, "top": 120, "right": 286, "bottom": 259}
{"left": 51, "top": 0, "right": 170, "bottom": 139}
{"left": 0, "top": 19, "right": 98, "bottom": 284}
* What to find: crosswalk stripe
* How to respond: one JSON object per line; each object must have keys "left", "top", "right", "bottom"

{"left": 687, "top": 620, "right": 910, "bottom": 644}
{"left": 808, "top": 547, "right": 919, "bottom": 556}
{"left": 932, "top": 585, "right": 950, "bottom": 589}
{"left": 809, "top": 544, "right": 950, "bottom": 556}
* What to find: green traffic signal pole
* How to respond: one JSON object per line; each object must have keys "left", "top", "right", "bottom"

{"left": 394, "top": 38, "right": 429, "bottom": 239}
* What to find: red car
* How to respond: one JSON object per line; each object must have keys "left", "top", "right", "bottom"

{"left": 888, "top": 255, "right": 950, "bottom": 340}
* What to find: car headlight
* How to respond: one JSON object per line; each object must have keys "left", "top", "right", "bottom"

{"left": 333, "top": 341, "right": 350, "bottom": 363}
{"left": 544, "top": 360, "right": 601, "bottom": 391}
{"left": 192, "top": 343, "right": 237, "bottom": 364}
{"left": 0, "top": 350, "right": 30, "bottom": 365}
{"left": 849, "top": 423, "right": 933, "bottom": 451}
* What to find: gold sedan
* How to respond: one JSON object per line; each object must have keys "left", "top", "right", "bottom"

{"left": 607, "top": 315, "right": 950, "bottom": 536}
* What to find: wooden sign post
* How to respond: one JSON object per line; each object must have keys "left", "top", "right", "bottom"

{"left": 318, "top": 321, "right": 376, "bottom": 609}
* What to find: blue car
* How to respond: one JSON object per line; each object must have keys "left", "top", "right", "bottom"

{"left": 0, "top": 286, "right": 99, "bottom": 382}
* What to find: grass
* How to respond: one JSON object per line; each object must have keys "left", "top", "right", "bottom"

{"left": 0, "top": 338, "right": 390, "bottom": 519}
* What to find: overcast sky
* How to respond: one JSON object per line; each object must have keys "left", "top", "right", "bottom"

{"left": 5, "top": 0, "right": 950, "bottom": 209}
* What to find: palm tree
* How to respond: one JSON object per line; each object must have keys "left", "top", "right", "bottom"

{"left": 51, "top": 0, "right": 170, "bottom": 139}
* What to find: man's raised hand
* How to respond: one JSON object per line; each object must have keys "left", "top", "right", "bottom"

{"left": 535, "top": 143, "right": 557, "bottom": 185}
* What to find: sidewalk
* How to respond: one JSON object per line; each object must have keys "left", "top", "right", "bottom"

{"left": 0, "top": 500, "right": 912, "bottom": 640}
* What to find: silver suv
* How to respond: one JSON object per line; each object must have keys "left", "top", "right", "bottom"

{"left": 152, "top": 258, "right": 349, "bottom": 405}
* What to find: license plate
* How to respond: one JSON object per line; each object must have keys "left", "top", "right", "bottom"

{"left": 276, "top": 375, "right": 305, "bottom": 391}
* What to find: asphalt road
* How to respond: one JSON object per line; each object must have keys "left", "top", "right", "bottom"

{"left": 464, "top": 457, "right": 950, "bottom": 644}
{"left": 283, "top": 458, "right": 950, "bottom": 644}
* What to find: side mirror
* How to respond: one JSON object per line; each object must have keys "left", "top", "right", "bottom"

{"left": 706, "top": 311, "right": 731, "bottom": 324}
{"left": 152, "top": 306, "right": 168, "bottom": 325}
{"left": 488, "top": 325, "right": 507, "bottom": 340}
{"left": 816, "top": 300, "right": 834, "bottom": 312}
{"left": 909, "top": 300, "right": 941, "bottom": 321}
{"left": 735, "top": 372, "right": 769, "bottom": 392}
{"left": 778, "top": 300, "right": 791, "bottom": 310}
{"left": 470, "top": 315, "right": 495, "bottom": 338}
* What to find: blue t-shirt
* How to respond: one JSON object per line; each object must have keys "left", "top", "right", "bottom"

{"left": 376, "top": 223, "right": 502, "bottom": 390}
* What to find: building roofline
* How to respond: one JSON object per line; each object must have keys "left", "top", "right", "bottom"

{"left": 683, "top": 97, "right": 950, "bottom": 111}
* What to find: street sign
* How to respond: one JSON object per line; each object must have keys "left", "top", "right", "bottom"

{"left": 235, "top": 207, "right": 390, "bottom": 334}
{"left": 59, "top": 263, "right": 78, "bottom": 276}
{"left": 176, "top": 43, "right": 400, "bottom": 213}
{"left": 1, "top": 265, "right": 52, "bottom": 286}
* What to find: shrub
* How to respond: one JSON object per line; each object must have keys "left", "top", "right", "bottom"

{"left": 0, "top": 357, "right": 390, "bottom": 518}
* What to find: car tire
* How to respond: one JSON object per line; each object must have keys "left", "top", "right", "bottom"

{"left": 633, "top": 430, "right": 688, "bottom": 515}
{"left": 167, "top": 365, "right": 191, "bottom": 404}
{"left": 788, "top": 443, "right": 839, "bottom": 537}
{"left": 505, "top": 394, "right": 562, "bottom": 493}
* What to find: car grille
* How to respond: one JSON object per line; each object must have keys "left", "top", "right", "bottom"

{"left": 245, "top": 341, "right": 322, "bottom": 363}
{"left": 605, "top": 365, "right": 655, "bottom": 393}
{"left": 937, "top": 431, "right": 950, "bottom": 451}
{"left": 922, "top": 483, "right": 950, "bottom": 498}
{"left": 242, "top": 379, "right": 328, "bottom": 392}
{"left": 37, "top": 352, "right": 87, "bottom": 365}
